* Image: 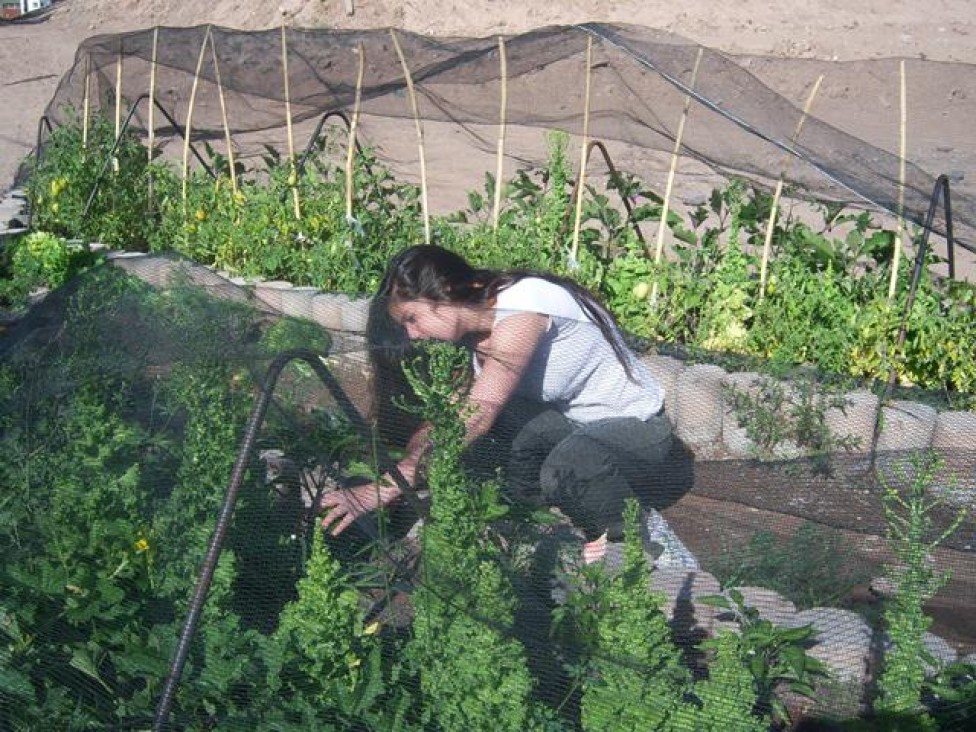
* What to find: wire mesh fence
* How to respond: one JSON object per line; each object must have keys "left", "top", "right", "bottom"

{"left": 0, "top": 257, "right": 973, "bottom": 730}
{"left": 2, "top": 21, "right": 975, "bottom": 731}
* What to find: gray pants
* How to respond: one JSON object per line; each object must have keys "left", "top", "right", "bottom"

{"left": 467, "top": 400, "right": 683, "bottom": 542}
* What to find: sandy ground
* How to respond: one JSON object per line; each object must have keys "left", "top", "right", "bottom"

{"left": 1, "top": 0, "right": 974, "bottom": 275}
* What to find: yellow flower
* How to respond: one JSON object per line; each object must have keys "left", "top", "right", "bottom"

{"left": 363, "top": 621, "right": 381, "bottom": 636}
{"left": 134, "top": 538, "right": 150, "bottom": 553}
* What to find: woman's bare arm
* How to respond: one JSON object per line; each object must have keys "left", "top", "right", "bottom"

{"left": 320, "top": 311, "right": 548, "bottom": 535}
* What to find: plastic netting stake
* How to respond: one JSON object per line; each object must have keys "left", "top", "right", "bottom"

{"left": 82, "top": 51, "right": 91, "bottom": 151}
{"left": 210, "top": 34, "right": 238, "bottom": 195}
{"left": 282, "top": 22, "right": 302, "bottom": 220}
{"left": 148, "top": 28, "right": 158, "bottom": 206}
{"left": 888, "top": 59, "right": 908, "bottom": 300}
{"left": 113, "top": 39, "right": 122, "bottom": 173}
{"left": 182, "top": 26, "right": 211, "bottom": 214}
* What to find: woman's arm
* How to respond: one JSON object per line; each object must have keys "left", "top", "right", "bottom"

{"left": 319, "top": 311, "right": 549, "bottom": 535}
{"left": 462, "top": 311, "right": 548, "bottom": 443}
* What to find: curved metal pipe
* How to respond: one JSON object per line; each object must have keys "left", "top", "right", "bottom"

{"left": 152, "top": 348, "right": 409, "bottom": 731}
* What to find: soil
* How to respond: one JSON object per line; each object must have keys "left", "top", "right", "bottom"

{"left": 670, "top": 456, "right": 976, "bottom": 654}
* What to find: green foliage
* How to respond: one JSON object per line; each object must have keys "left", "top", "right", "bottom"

{"left": 149, "top": 141, "right": 423, "bottom": 294}
{"left": 698, "top": 589, "right": 827, "bottom": 726}
{"left": 27, "top": 111, "right": 155, "bottom": 249}
{"left": 750, "top": 257, "right": 858, "bottom": 375}
{"left": 674, "top": 631, "right": 766, "bottom": 732}
{"left": 399, "top": 342, "right": 543, "bottom": 731}
{"left": 696, "top": 180, "right": 757, "bottom": 354}
{"left": 21, "top": 114, "right": 976, "bottom": 403}
{"left": 0, "top": 388, "right": 154, "bottom": 729}
{"left": 261, "top": 529, "right": 413, "bottom": 729}
{"left": 580, "top": 500, "right": 690, "bottom": 731}
{"left": 725, "top": 374, "right": 861, "bottom": 466}
{"left": 0, "top": 230, "right": 99, "bottom": 308}
{"left": 874, "top": 452, "right": 967, "bottom": 725}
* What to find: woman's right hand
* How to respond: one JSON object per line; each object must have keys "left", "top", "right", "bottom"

{"left": 317, "top": 481, "right": 402, "bottom": 536}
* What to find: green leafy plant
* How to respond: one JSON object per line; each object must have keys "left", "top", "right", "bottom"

{"left": 874, "top": 451, "right": 967, "bottom": 726}
{"left": 0, "top": 230, "right": 99, "bottom": 308}
{"left": 708, "top": 522, "right": 871, "bottom": 610}
{"left": 725, "top": 373, "right": 861, "bottom": 467}
{"left": 27, "top": 112, "right": 156, "bottom": 249}
{"left": 699, "top": 588, "right": 828, "bottom": 726}
{"left": 398, "top": 342, "right": 545, "bottom": 731}
{"left": 580, "top": 500, "right": 690, "bottom": 731}
{"left": 696, "top": 180, "right": 757, "bottom": 354}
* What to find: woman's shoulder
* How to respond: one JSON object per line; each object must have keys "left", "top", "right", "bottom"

{"left": 496, "top": 277, "right": 583, "bottom": 320}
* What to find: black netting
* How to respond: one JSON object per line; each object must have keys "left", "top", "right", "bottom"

{"left": 1, "top": 258, "right": 973, "bottom": 730}
{"left": 3, "top": 20, "right": 976, "bottom": 732}
{"left": 29, "top": 23, "right": 976, "bottom": 254}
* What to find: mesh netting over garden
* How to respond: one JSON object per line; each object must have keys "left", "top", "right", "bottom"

{"left": 1, "top": 21, "right": 975, "bottom": 732}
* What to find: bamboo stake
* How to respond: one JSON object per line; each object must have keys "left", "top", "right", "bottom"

{"left": 492, "top": 35, "right": 508, "bottom": 232}
{"left": 282, "top": 23, "right": 301, "bottom": 220}
{"left": 758, "top": 73, "right": 824, "bottom": 298}
{"left": 649, "top": 47, "right": 703, "bottom": 306}
{"left": 148, "top": 27, "right": 158, "bottom": 205}
{"left": 345, "top": 43, "right": 365, "bottom": 223}
{"left": 182, "top": 26, "right": 211, "bottom": 212}
{"left": 391, "top": 29, "right": 430, "bottom": 245}
{"left": 888, "top": 59, "right": 907, "bottom": 300}
{"left": 113, "top": 40, "right": 123, "bottom": 172}
{"left": 210, "top": 33, "right": 238, "bottom": 195}
{"left": 82, "top": 52, "right": 91, "bottom": 151}
{"left": 569, "top": 35, "right": 593, "bottom": 266}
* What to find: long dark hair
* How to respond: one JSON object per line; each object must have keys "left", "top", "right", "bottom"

{"left": 366, "top": 245, "right": 635, "bottom": 442}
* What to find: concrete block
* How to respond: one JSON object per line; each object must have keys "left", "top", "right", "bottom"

{"left": 641, "top": 354, "right": 686, "bottom": 425}
{"left": 253, "top": 280, "right": 294, "bottom": 312}
{"left": 312, "top": 293, "right": 347, "bottom": 331}
{"left": 278, "top": 286, "right": 318, "bottom": 320}
{"left": 877, "top": 400, "right": 938, "bottom": 452}
{"left": 825, "top": 389, "right": 879, "bottom": 454}
{"left": 674, "top": 363, "right": 727, "bottom": 453}
{"left": 340, "top": 296, "right": 371, "bottom": 333}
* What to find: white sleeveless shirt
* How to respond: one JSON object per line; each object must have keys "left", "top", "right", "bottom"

{"left": 477, "top": 277, "right": 664, "bottom": 422}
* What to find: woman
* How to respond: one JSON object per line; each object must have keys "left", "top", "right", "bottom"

{"left": 319, "top": 244, "right": 695, "bottom": 567}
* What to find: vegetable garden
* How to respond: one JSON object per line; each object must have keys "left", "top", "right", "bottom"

{"left": 1, "top": 22, "right": 975, "bottom": 731}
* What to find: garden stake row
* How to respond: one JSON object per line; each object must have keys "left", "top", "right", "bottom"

{"left": 81, "top": 93, "right": 215, "bottom": 221}
{"left": 152, "top": 348, "right": 414, "bottom": 732}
